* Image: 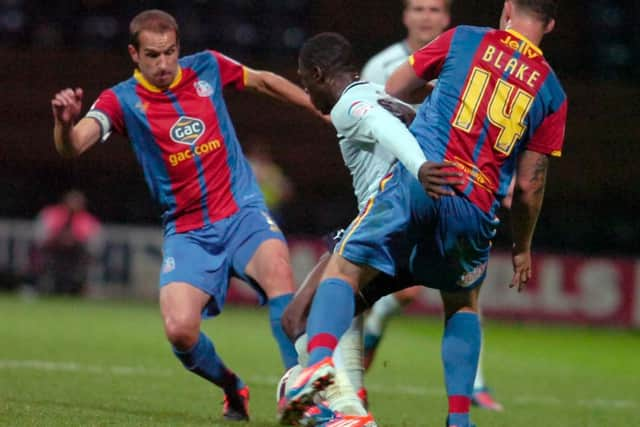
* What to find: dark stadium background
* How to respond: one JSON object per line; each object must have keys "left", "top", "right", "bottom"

{"left": 1, "top": 0, "right": 638, "bottom": 255}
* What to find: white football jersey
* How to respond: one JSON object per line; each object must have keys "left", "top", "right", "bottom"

{"left": 330, "top": 81, "right": 425, "bottom": 212}
{"left": 361, "top": 41, "right": 411, "bottom": 85}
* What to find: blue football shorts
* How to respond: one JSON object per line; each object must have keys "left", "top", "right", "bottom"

{"left": 159, "top": 203, "right": 285, "bottom": 317}
{"left": 335, "top": 164, "right": 498, "bottom": 292}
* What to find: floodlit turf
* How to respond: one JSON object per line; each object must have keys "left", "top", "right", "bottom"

{"left": 1, "top": 294, "right": 638, "bottom": 426}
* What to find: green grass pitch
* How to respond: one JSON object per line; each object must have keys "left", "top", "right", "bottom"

{"left": 1, "top": 294, "right": 638, "bottom": 426}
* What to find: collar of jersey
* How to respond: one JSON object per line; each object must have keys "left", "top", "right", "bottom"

{"left": 342, "top": 80, "right": 369, "bottom": 97}
{"left": 506, "top": 29, "right": 543, "bottom": 56}
{"left": 133, "top": 66, "right": 183, "bottom": 93}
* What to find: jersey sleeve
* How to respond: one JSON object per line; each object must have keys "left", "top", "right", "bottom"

{"left": 409, "top": 27, "right": 456, "bottom": 82}
{"left": 85, "top": 89, "right": 125, "bottom": 142}
{"left": 209, "top": 50, "right": 246, "bottom": 90}
{"left": 332, "top": 92, "right": 426, "bottom": 179}
{"left": 526, "top": 100, "right": 567, "bottom": 157}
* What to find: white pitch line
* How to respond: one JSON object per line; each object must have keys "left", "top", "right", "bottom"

{"left": 1, "top": 359, "right": 637, "bottom": 411}
{"left": 0, "top": 359, "right": 173, "bottom": 377}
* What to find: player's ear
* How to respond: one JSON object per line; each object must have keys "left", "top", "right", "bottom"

{"left": 128, "top": 44, "right": 139, "bottom": 65}
{"left": 544, "top": 18, "right": 556, "bottom": 34}
{"left": 499, "top": 2, "right": 511, "bottom": 30}
{"left": 311, "top": 65, "right": 324, "bottom": 83}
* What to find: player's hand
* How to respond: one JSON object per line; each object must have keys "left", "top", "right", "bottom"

{"left": 377, "top": 97, "right": 416, "bottom": 126}
{"left": 51, "top": 88, "right": 84, "bottom": 127}
{"left": 417, "top": 161, "right": 465, "bottom": 199}
{"left": 509, "top": 247, "right": 532, "bottom": 292}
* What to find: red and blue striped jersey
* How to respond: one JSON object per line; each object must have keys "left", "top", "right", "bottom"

{"left": 408, "top": 26, "right": 567, "bottom": 215}
{"left": 87, "top": 50, "right": 263, "bottom": 233}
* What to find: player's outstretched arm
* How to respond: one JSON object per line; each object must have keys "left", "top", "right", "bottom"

{"left": 385, "top": 61, "right": 427, "bottom": 103}
{"left": 243, "top": 68, "right": 325, "bottom": 120}
{"left": 510, "top": 150, "right": 549, "bottom": 291}
{"left": 51, "top": 88, "right": 101, "bottom": 158}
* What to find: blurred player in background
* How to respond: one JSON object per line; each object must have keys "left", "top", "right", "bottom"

{"left": 31, "top": 189, "right": 102, "bottom": 295}
{"left": 361, "top": 0, "right": 503, "bottom": 410}
{"left": 362, "top": 0, "right": 451, "bottom": 85}
{"left": 50, "top": 9, "right": 323, "bottom": 422}
{"left": 286, "top": 0, "right": 566, "bottom": 425}
{"left": 245, "top": 138, "right": 294, "bottom": 228}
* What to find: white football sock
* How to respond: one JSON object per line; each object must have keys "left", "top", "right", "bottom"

{"left": 334, "top": 315, "right": 365, "bottom": 391}
{"left": 294, "top": 334, "right": 309, "bottom": 367}
{"left": 365, "top": 294, "right": 403, "bottom": 337}
{"left": 327, "top": 316, "right": 367, "bottom": 415}
{"left": 324, "top": 369, "right": 368, "bottom": 416}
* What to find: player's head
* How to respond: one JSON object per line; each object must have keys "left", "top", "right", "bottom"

{"left": 128, "top": 9, "right": 180, "bottom": 90}
{"left": 500, "top": 0, "right": 557, "bottom": 34}
{"left": 402, "top": 0, "right": 451, "bottom": 50}
{"left": 298, "top": 32, "right": 358, "bottom": 114}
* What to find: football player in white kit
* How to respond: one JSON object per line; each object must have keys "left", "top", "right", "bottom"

{"left": 278, "top": 31, "right": 462, "bottom": 427}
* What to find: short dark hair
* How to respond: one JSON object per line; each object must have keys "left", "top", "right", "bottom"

{"left": 129, "top": 9, "right": 179, "bottom": 50}
{"left": 512, "top": 0, "right": 558, "bottom": 24}
{"left": 403, "top": 0, "right": 453, "bottom": 13}
{"left": 299, "top": 32, "right": 358, "bottom": 76}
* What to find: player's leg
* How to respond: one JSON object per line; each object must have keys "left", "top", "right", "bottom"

{"left": 281, "top": 252, "right": 331, "bottom": 341}
{"left": 160, "top": 282, "right": 246, "bottom": 395}
{"left": 471, "top": 305, "right": 504, "bottom": 411}
{"left": 301, "top": 171, "right": 410, "bottom": 373}
{"left": 160, "top": 231, "right": 249, "bottom": 421}
{"left": 281, "top": 254, "right": 378, "bottom": 425}
{"left": 362, "top": 285, "right": 421, "bottom": 370}
{"left": 329, "top": 315, "right": 368, "bottom": 415}
{"left": 305, "top": 254, "right": 378, "bottom": 367}
{"left": 439, "top": 287, "right": 482, "bottom": 427}
{"left": 233, "top": 207, "right": 298, "bottom": 370}
{"left": 282, "top": 252, "right": 414, "bottom": 341}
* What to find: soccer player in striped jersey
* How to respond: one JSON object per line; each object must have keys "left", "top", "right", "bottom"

{"left": 50, "top": 9, "right": 323, "bottom": 422}
{"left": 361, "top": 0, "right": 503, "bottom": 411}
{"left": 286, "top": 0, "right": 566, "bottom": 425}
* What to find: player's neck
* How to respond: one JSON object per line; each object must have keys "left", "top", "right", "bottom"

{"left": 507, "top": 18, "right": 544, "bottom": 47}
{"left": 331, "top": 73, "right": 359, "bottom": 100}
{"left": 406, "top": 36, "right": 425, "bottom": 53}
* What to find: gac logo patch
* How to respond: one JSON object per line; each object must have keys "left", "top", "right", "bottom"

{"left": 170, "top": 116, "right": 205, "bottom": 146}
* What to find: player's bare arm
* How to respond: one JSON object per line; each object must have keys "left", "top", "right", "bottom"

{"left": 243, "top": 67, "right": 325, "bottom": 120}
{"left": 51, "top": 88, "right": 101, "bottom": 158}
{"left": 385, "top": 61, "right": 427, "bottom": 103}
{"left": 510, "top": 150, "right": 549, "bottom": 291}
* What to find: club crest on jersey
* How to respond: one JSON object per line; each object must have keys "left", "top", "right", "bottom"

{"left": 170, "top": 116, "right": 205, "bottom": 146}
{"left": 162, "top": 257, "right": 176, "bottom": 273}
{"left": 194, "top": 80, "right": 214, "bottom": 97}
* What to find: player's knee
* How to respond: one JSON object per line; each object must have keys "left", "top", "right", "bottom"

{"left": 163, "top": 313, "right": 200, "bottom": 349}
{"left": 395, "top": 286, "right": 421, "bottom": 305}
{"left": 259, "top": 255, "right": 295, "bottom": 297}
